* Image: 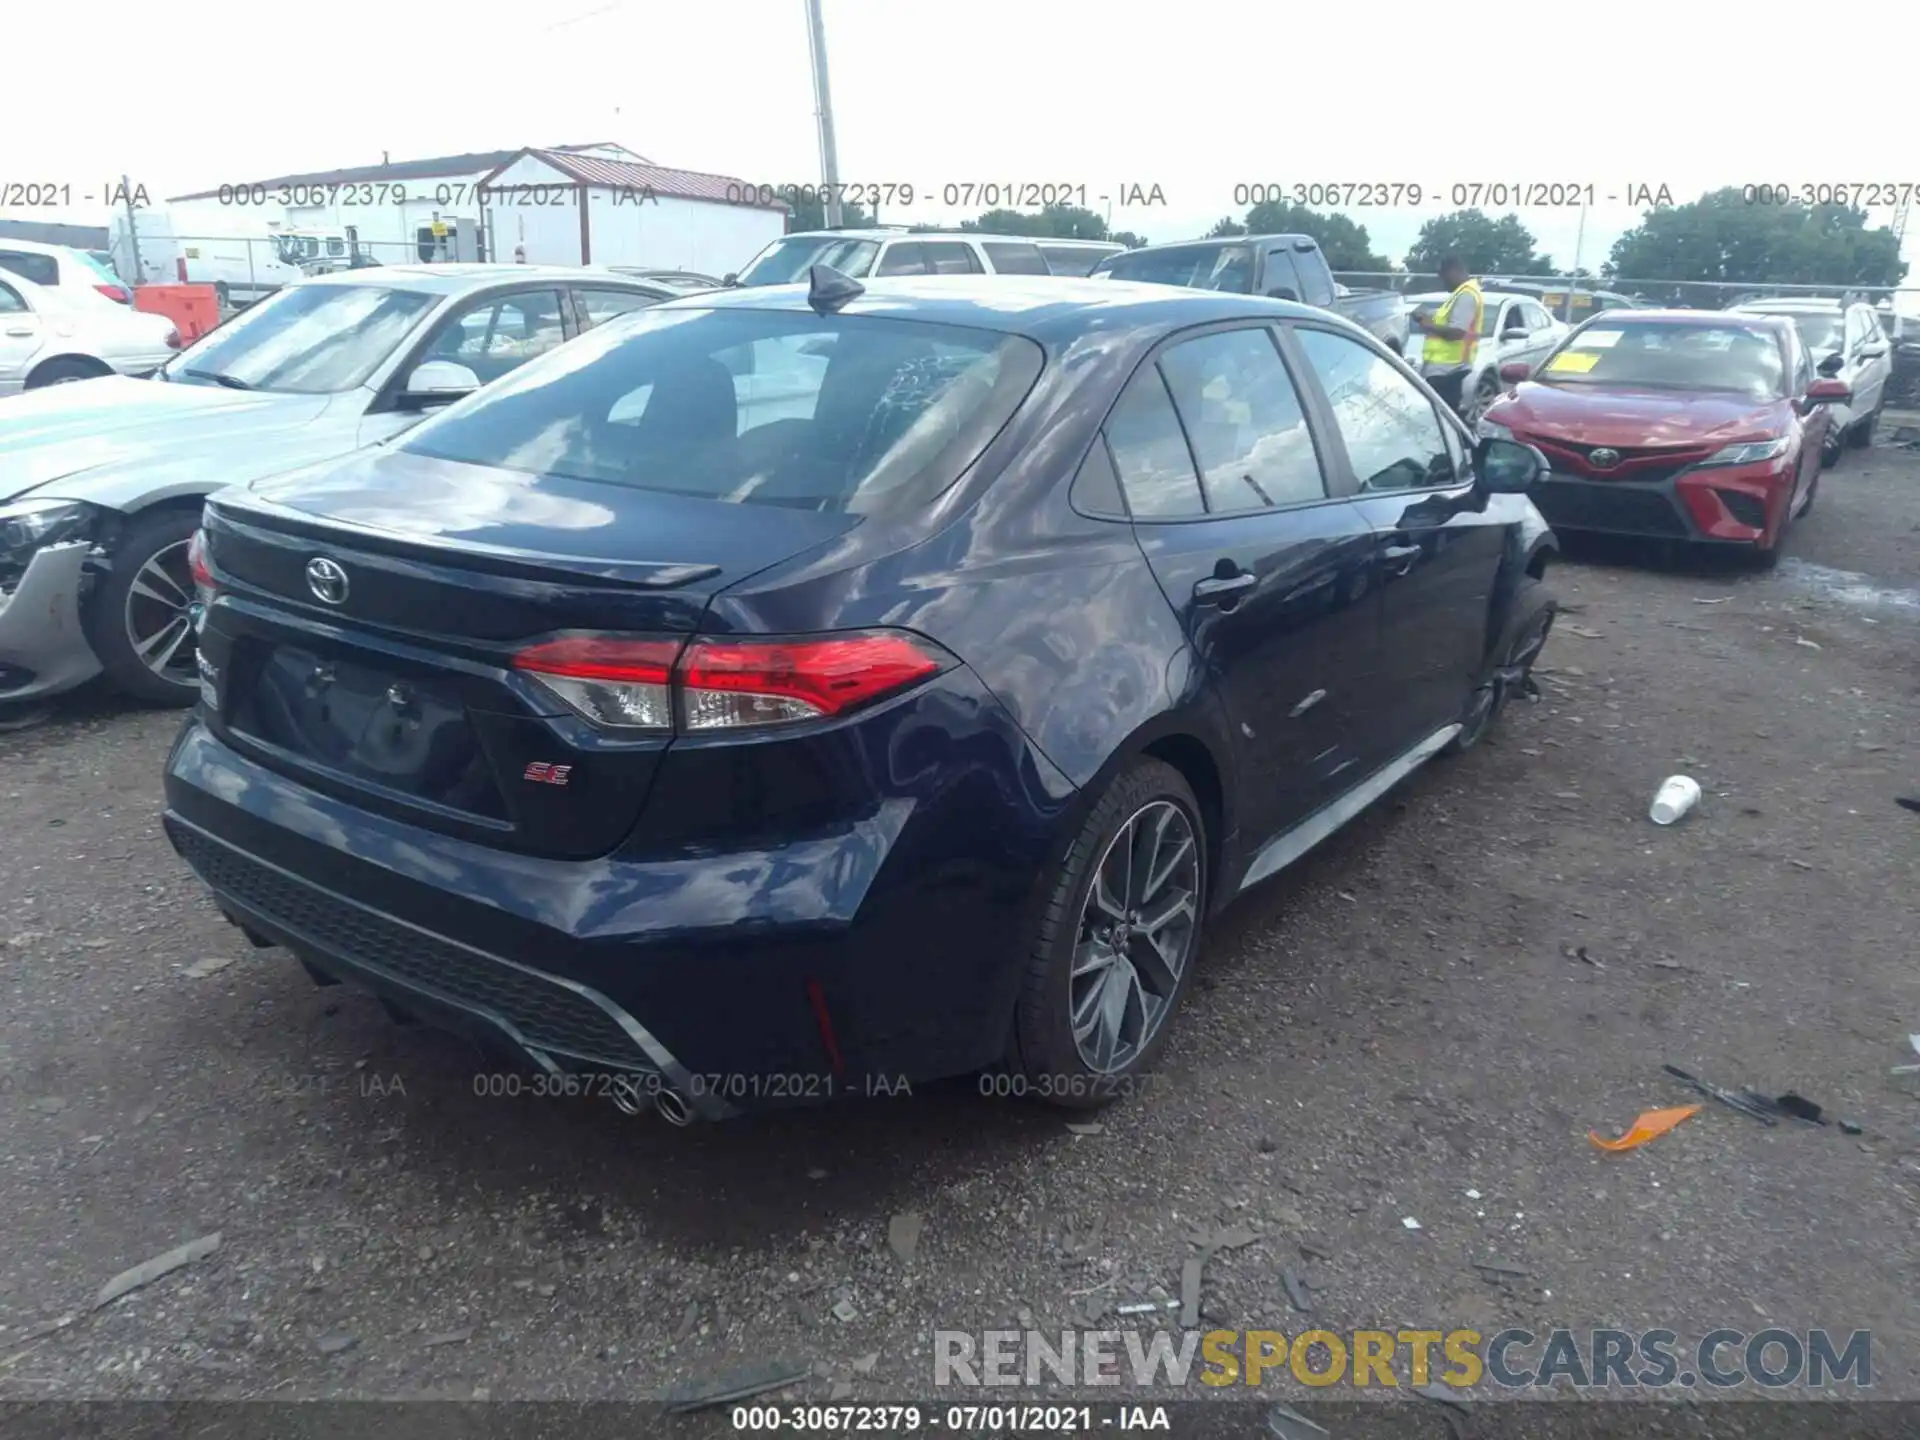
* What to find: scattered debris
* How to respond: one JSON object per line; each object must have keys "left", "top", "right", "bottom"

{"left": 1588, "top": 1104, "right": 1702, "bottom": 1152}
{"left": 829, "top": 1381, "right": 854, "bottom": 1402}
{"left": 887, "top": 1212, "right": 924, "bottom": 1265}
{"left": 1663, "top": 1064, "right": 1776, "bottom": 1125}
{"left": 316, "top": 1333, "right": 359, "bottom": 1356}
{"left": 806, "top": 1167, "right": 828, "bottom": 1180}
{"left": 831, "top": 1298, "right": 858, "bottom": 1323}
{"left": 1651, "top": 959, "right": 1687, "bottom": 970}
{"left": 1114, "top": 1300, "right": 1175, "bottom": 1317}
{"left": 1839, "top": 1121, "right": 1863, "bottom": 1136}
{"left": 1267, "top": 1402, "right": 1330, "bottom": 1438}
{"left": 1065, "top": 1122, "right": 1104, "bottom": 1136}
{"left": 1281, "top": 1267, "right": 1311, "bottom": 1313}
{"left": 851, "top": 1352, "right": 880, "bottom": 1376}
{"left": 1562, "top": 944, "right": 1605, "bottom": 971}
{"left": 673, "top": 1301, "right": 701, "bottom": 1343}
{"left": 1179, "top": 1256, "right": 1204, "bottom": 1328}
{"left": 1206, "top": 1222, "right": 1259, "bottom": 1252}
{"left": 1464, "top": 1189, "right": 1482, "bottom": 1200}
{"left": 1298, "top": 1240, "right": 1333, "bottom": 1263}
{"left": 182, "top": 956, "right": 235, "bottom": 979}
{"left": 661, "top": 1360, "right": 813, "bottom": 1414}
{"left": 422, "top": 1329, "right": 473, "bottom": 1347}
{"left": 94, "top": 1232, "right": 222, "bottom": 1309}
{"left": 1472, "top": 1260, "right": 1530, "bottom": 1279}
{"left": 1562, "top": 624, "right": 1605, "bottom": 639}
{"left": 1794, "top": 637, "right": 1822, "bottom": 650}
{"left": 1401, "top": 1217, "right": 1422, "bottom": 1232}
{"left": 1649, "top": 775, "right": 1701, "bottom": 826}
{"left": 1257, "top": 1136, "right": 1278, "bottom": 1154}
{"left": 1692, "top": 596, "right": 1732, "bottom": 605}
{"left": 1896, "top": 797, "right": 1920, "bottom": 814}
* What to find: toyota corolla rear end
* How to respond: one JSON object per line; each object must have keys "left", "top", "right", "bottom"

{"left": 162, "top": 296, "right": 1064, "bottom": 1119}
{"left": 1483, "top": 314, "right": 1807, "bottom": 550}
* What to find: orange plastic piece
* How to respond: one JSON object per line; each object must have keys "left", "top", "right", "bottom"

{"left": 132, "top": 284, "right": 221, "bottom": 342}
{"left": 1588, "top": 1104, "right": 1702, "bottom": 1152}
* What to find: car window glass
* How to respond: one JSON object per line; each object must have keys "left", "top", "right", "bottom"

{"left": 427, "top": 290, "right": 567, "bottom": 382}
{"left": 984, "top": 242, "right": 1051, "bottom": 275}
{"left": 576, "top": 288, "right": 658, "bottom": 329}
{"left": 0, "top": 251, "right": 60, "bottom": 288}
{"left": 876, "top": 244, "right": 929, "bottom": 277}
{"left": 1294, "top": 327, "right": 1456, "bottom": 492}
{"left": 1158, "top": 328, "right": 1326, "bottom": 511}
{"left": 1529, "top": 302, "right": 1555, "bottom": 330}
{"left": 1263, "top": 249, "right": 1303, "bottom": 301}
{"left": 1105, "top": 366, "right": 1207, "bottom": 518}
{"left": 920, "top": 242, "right": 981, "bottom": 275}
{"left": 1069, "top": 436, "right": 1128, "bottom": 516}
{"left": 0, "top": 281, "right": 25, "bottom": 314}
{"left": 1291, "top": 250, "right": 1335, "bottom": 307}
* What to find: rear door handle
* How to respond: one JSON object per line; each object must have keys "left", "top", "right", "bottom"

{"left": 4, "top": 327, "right": 33, "bottom": 338}
{"left": 1193, "top": 572, "right": 1258, "bottom": 604}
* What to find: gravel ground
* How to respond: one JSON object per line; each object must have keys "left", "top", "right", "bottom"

{"left": 2, "top": 442, "right": 1917, "bottom": 1418}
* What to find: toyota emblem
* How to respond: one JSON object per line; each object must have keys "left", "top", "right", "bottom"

{"left": 305, "top": 556, "right": 349, "bottom": 605}
{"left": 1587, "top": 447, "right": 1622, "bottom": 471}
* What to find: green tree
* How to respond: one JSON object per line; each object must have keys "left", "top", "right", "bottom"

{"left": 961, "top": 204, "right": 1116, "bottom": 240}
{"left": 1607, "top": 187, "right": 1906, "bottom": 286}
{"left": 1240, "top": 201, "right": 1389, "bottom": 271}
{"left": 1111, "top": 230, "right": 1148, "bottom": 249}
{"left": 1206, "top": 216, "right": 1247, "bottom": 238}
{"left": 1405, "top": 210, "right": 1549, "bottom": 274}
{"left": 784, "top": 195, "right": 871, "bottom": 232}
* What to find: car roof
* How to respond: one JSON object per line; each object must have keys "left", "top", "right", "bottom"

{"left": 1408, "top": 289, "right": 1545, "bottom": 304}
{"left": 776, "top": 229, "right": 1045, "bottom": 245}
{"left": 1732, "top": 298, "right": 1847, "bottom": 312}
{"left": 0, "top": 237, "right": 79, "bottom": 258}
{"left": 652, "top": 275, "right": 1330, "bottom": 346}
{"left": 298, "top": 263, "right": 657, "bottom": 295}
{"left": 1584, "top": 309, "right": 1795, "bottom": 330}
{"left": 1115, "top": 234, "right": 1313, "bottom": 254}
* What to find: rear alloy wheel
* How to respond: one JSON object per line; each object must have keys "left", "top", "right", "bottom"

{"left": 1446, "top": 578, "right": 1556, "bottom": 754}
{"left": 1011, "top": 759, "right": 1205, "bottom": 1108}
{"left": 1462, "top": 371, "right": 1502, "bottom": 427}
{"left": 83, "top": 507, "right": 203, "bottom": 706}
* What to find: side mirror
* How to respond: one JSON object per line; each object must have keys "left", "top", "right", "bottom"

{"left": 1805, "top": 377, "right": 1851, "bottom": 404}
{"left": 1817, "top": 351, "right": 1845, "bottom": 377}
{"left": 1474, "top": 437, "right": 1545, "bottom": 494}
{"left": 1498, "top": 361, "right": 1532, "bottom": 384}
{"left": 721, "top": 273, "right": 740, "bottom": 287}
{"left": 1266, "top": 287, "right": 1298, "bottom": 301}
{"left": 400, "top": 360, "right": 479, "bottom": 408}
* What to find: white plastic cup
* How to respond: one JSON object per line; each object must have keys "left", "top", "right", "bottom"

{"left": 1649, "top": 775, "right": 1701, "bottom": 826}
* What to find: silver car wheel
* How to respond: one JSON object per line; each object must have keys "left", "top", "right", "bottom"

{"left": 123, "top": 540, "right": 198, "bottom": 683}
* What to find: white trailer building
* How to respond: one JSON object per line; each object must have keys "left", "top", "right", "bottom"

{"left": 477, "top": 148, "right": 787, "bottom": 276}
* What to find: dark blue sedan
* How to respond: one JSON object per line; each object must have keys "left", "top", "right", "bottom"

{"left": 164, "top": 272, "right": 1558, "bottom": 1122}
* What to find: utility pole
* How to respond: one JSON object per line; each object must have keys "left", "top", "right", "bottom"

{"left": 803, "top": 0, "right": 844, "bottom": 229}
{"left": 1563, "top": 200, "right": 1587, "bottom": 323}
{"left": 121, "top": 173, "right": 144, "bottom": 286}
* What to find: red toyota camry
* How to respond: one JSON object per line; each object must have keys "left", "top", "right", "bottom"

{"left": 1479, "top": 311, "right": 1850, "bottom": 565}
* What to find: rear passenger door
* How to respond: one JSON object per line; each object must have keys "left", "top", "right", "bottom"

{"left": 1288, "top": 323, "right": 1510, "bottom": 764}
{"left": 918, "top": 241, "right": 984, "bottom": 275}
{"left": 1103, "top": 324, "right": 1381, "bottom": 851}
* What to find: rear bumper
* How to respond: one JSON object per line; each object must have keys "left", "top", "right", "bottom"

{"left": 1530, "top": 460, "right": 1791, "bottom": 547}
{"left": 162, "top": 694, "right": 1075, "bottom": 1109}
{"left": 0, "top": 542, "right": 102, "bottom": 703}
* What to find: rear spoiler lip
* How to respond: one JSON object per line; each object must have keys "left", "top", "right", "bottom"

{"left": 204, "top": 492, "right": 723, "bottom": 591}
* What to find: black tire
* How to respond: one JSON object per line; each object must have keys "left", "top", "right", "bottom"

{"left": 1444, "top": 576, "right": 1556, "bottom": 755}
{"left": 1848, "top": 409, "right": 1878, "bottom": 449}
{"left": 25, "top": 357, "right": 109, "bottom": 389}
{"left": 1009, "top": 757, "right": 1207, "bottom": 1110}
{"left": 1462, "top": 371, "right": 1501, "bottom": 426}
{"left": 83, "top": 507, "right": 203, "bottom": 706}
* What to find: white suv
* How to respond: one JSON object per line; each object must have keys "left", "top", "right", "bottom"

{"left": 730, "top": 230, "right": 1052, "bottom": 285}
{"left": 1730, "top": 298, "right": 1891, "bottom": 457}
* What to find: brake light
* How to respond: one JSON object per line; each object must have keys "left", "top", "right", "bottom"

{"left": 511, "top": 630, "right": 951, "bottom": 732}
{"left": 94, "top": 283, "right": 131, "bottom": 304}
{"left": 187, "top": 528, "right": 217, "bottom": 616}
{"left": 513, "top": 635, "right": 679, "bottom": 729}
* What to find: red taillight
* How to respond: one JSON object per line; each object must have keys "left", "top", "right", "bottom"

{"left": 188, "top": 529, "right": 213, "bottom": 590}
{"left": 94, "top": 283, "right": 132, "bottom": 304}
{"left": 511, "top": 630, "right": 950, "bottom": 732}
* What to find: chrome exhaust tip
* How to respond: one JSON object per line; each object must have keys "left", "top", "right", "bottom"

{"left": 608, "top": 1075, "right": 648, "bottom": 1117}
{"left": 653, "top": 1086, "right": 694, "bottom": 1127}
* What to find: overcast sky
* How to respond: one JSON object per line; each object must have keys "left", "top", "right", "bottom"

{"left": 5, "top": 0, "right": 1916, "bottom": 284}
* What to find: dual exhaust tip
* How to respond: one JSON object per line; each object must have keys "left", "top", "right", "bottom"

{"left": 607, "top": 1074, "right": 695, "bottom": 1126}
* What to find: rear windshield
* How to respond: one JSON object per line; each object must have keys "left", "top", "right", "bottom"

{"left": 737, "top": 236, "right": 882, "bottom": 285}
{"left": 399, "top": 306, "right": 1045, "bottom": 515}
{"left": 1539, "top": 322, "right": 1786, "bottom": 399}
{"left": 1098, "top": 244, "right": 1253, "bottom": 293}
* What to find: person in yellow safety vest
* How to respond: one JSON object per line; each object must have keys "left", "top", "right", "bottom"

{"left": 1411, "top": 254, "right": 1484, "bottom": 416}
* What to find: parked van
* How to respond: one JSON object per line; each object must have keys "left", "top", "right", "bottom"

{"left": 729, "top": 229, "right": 1053, "bottom": 285}
{"left": 110, "top": 214, "right": 348, "bottom": 309}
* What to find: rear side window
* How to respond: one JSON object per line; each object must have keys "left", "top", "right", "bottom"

{"left": 876, "top": 244, "right": 929, "bottom": 277}
{"left": 1158, "top": 328, "right": 1325, "bottom": 511}
{"left": 0, "top": 281, "right": 25, "bottom": 314}
{"left": 1104, "top": 368, "right": 1206, "bottom": 518}
{"left": 400, "top": 308, "right": 1044, "bottom": 516}
{"left": 1262, "top": 249, "right": 1304, "bottom": 302}
{"left": 0, "top": 251, "right": 59, "bottom": 287}
{"left": 1291, "top": 248, "right": 1335, "bottom": 308}
{"left": 920, "top": 242, "right": 982, "bottom": 275}
{"left": 983, "top": 242, "right": 1050, "bottom": 275}
{"left": 576, "top": 287, "right": 659, "bottom": 329}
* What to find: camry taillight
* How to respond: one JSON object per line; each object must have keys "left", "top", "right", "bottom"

{"left": 512, "top": 630, "right": 951, "bottom": 732}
